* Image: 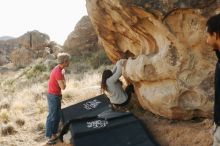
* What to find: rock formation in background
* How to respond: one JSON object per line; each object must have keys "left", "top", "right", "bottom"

{"left": 86, "top": 0, "right": 220, "bottom": 120}
{"left": 17, "top": 31, "right": 50, "bottom": 50}
{"left": 0, "top": 38, "right": 18, "bottom": 65}
{"left": 0, "top": 36, "right": 14, "bottom": 41}
{"left": 0, "top": 30, "right": 62, "bottom": 67}
{"left": 63, "top": 16, "right": 99, "bottom": 55}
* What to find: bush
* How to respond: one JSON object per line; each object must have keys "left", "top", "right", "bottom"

{"left": 15, "top": 119, "right": 25, "bottom": 127}
{"left": 1, "top": 124, "right": 17, "bottom": 136}
{"left": 44, "top": 59, "right": 57, "bottom": 71}
{"left": 0, "top": 98, "right": 11, "bottom": 111}
{"left": 70, "top": 48, "right": 112, "bottom": 72}
{"left": 10, "top": 48, "right": 33, "bottom": 68}
{"left": 25, "top": 64, "right": 47, "bottom": 79}
{"left": 0, "top": 103, "right": 10, "bottom": 110}
{"left": 0, "top": 109, "right": 10, "bottom": 123}
{"left": 89, "top": 49, "right": 111, "bottom": 69}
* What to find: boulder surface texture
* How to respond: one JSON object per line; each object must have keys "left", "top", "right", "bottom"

{"left": 86, "top": 0, "right": 220, "bottom": 119}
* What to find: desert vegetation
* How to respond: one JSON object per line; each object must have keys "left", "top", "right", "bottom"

{"left": 10, "top": 48, "right": 33, "bottom": 68}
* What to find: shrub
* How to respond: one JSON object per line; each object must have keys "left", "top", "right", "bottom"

{"left": 0, "top": 98, "right": 11, "bottom": 110}
{"left": 25, "top": 64, "right": 47, "bottom": 79}
{"left": 44, "top": 59, "right": 57, "bottom": 71}
{"left": 89, "top": 49, "right": 111, "bottom": 69}
{"left": 0, "top": 109, "right": 10, "bottom": 123}
{"left": 10, "top": 48, "right": 33, "bottom": 68}
{"left": 15, "top": 119, "right": 25, "bottom": 127}
{"left": 0, "top": 103, "right": 10, "bottom": 110}
{"left": 70, "top": 48, "right": 111, "bottom": 72}
{"left": 1, "top": 123, "right": 17, "bottom": 136}
{"left": 3, "top": 79, "right": 14, "bottom": 87}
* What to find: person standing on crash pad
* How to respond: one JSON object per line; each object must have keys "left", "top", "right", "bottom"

{"left": 206, "top": 13, "right": 220, "bottom": 146}
{"left": 45, "top": 52, "right": 71, "bottom": 145}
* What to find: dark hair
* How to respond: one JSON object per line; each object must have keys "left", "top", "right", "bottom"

{"left": 101, "top": 70, "right": 113, "bottom": 93}
{"left": 207, "top": 13, "right": 220, "bottom": 38}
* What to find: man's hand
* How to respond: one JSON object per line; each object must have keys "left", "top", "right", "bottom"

{"left": 57, "top": 80, "right": 66, "bottom": 90}
{"left": 62, "top": 69, "right": 65, "bottom": 75}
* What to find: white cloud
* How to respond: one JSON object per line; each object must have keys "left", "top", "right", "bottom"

{"left": 0, "top": 0, "right": 87, "bottom": 44}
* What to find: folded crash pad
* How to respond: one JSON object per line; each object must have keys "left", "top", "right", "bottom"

{"left": 61, "top": 94, "right": 112, "bottom": 123}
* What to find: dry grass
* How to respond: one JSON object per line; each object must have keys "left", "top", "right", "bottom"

{"left": 36, "top": 122, "right": 45, "bottom": 132}
{"left": 0, "top": 64, "right": 105, "bottom": 145}
{"left": 61, "top": 70, "right": 102, "bottom": 106}
{"left": 36, "top": 100, "right": 47, "bottom": 114}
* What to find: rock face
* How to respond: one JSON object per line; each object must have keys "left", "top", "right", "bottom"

{"left": 63, "top": 16, "right": 99, "bottom": 55}
{"left": 0, "top": 39, "right": 18, "bottom": 65}
{"left": 86, "top": 0, "right": 220, "bottom": 119}
{"left": 17, "top": 30, "right": 50, "bottom": 51}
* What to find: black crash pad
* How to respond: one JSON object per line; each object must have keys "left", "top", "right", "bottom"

{"left": 61, "top": 94, "right": 112, "bottom": 123}
{"left": 70, "top": 111, "right": 159, "bottom": 146}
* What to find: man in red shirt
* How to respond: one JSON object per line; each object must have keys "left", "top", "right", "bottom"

{"left": 46, "top": 52, "right": 70, "bottom": 145}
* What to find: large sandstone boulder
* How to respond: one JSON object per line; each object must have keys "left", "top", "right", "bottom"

{"left": 86, "top": 0, "right": 219, "bottom": 119}
{"left": 63, "top": 16, "right": 99, "bottom": 55}
{"left": 10, "top": 47, "right": 33, "bottom": 67}
{"left": 0, "top": 39, "right": 18, "bottom": 65}
{"left": 17, "top": 30, "right": 50, "bottom": 50}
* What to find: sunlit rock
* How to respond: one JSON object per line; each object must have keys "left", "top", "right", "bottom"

{"left": 63, "top": 16, "right": 99, "bottom": 55}
{"left": 86, "top": 0, "right": 219, "bottom": 119}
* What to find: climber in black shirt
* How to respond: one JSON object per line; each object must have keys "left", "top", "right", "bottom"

{"left": 206, "top": 13, "right": 220, "bottom": 146}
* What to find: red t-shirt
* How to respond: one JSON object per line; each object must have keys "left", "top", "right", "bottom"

{"left": 48, "top": 65, "right": 65, "bottom": 95}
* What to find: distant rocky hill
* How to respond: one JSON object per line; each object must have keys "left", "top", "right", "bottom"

{"left": 63, "top": 16, "right": 99, "bottom": 55}
{"left": 0, "top": 39, "right": 18, "bottom": 65}
{"left": 0, "top": 36, "right": 14, "bottom": 41}
{"left": 0, "top": 30, "right": 62, "bottom": 66}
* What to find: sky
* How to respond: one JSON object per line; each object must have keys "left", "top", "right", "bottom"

{"left": 0, "top": 0, "right": 87, "bottom": 44}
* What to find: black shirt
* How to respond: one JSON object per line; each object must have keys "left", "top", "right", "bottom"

{"left": 214, "top": 50, "right": 220, "bottom": 125}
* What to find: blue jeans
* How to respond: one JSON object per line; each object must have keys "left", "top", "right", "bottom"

{"left": 46, "top": 93, "right": 61, "bottom": 138}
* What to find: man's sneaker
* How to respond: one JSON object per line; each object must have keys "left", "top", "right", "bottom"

{"left": 46, "top": 139, "right": 56, "bottom": 145}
